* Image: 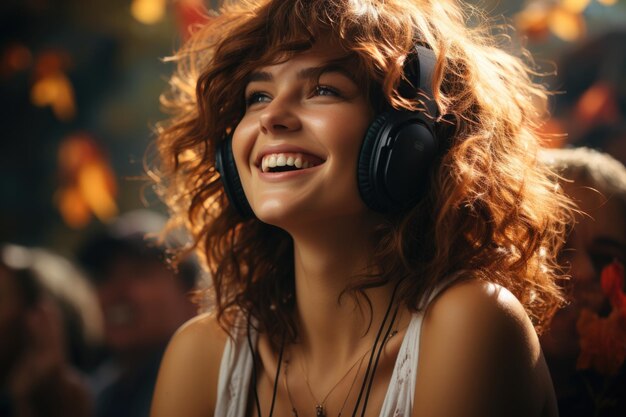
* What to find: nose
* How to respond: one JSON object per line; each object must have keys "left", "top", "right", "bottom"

{"left": 258, "top": 99, "right": 301, "bottom": 135}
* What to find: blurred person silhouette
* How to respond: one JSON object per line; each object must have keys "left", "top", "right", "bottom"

{"left": 540, "top": 147, "right": 626, "bottom": 417}
{"left": 0, "top": 243, "right": 103, "bottom": 417}
{"left": 77, "top": 209, "right": 198, "bottom": 417}
{"left": 553, "top": 30, "right": 626, "bottom": 165}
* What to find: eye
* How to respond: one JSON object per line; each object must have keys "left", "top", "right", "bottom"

{"left": 245, "top": 91, "right": 271, "bottom": 107}
{"left": 313, "top": 85, "right": 340, "bottom": 97}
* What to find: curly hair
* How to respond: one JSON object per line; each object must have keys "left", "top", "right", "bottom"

{"left": 151, "top": 0, "right": 574, "bottom": 347}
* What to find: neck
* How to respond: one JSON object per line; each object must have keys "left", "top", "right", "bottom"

{"left": 286, "top": 213, "right": 399, "bottom": 367}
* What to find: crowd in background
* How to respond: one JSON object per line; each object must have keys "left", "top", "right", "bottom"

{"left": 1, "top": 210, "right": 199, "bottom": 417}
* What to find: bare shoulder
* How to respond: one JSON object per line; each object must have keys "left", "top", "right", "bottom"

{"left": 150, "top": 312, "right": 229, "bottom": 417}
{"left": 428, "top": 279, "right": 535, "bottom": 336}
{"left": 413, "top": 279, "right": 557, "bottom": 417}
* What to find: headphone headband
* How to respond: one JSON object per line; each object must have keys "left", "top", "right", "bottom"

{"left": 356, "top": 44, "right": 441, "bottom": 212}
{"left": 401, "top": 45, "right": 438, "bottom": 120}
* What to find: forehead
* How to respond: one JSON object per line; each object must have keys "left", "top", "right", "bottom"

{"left": 250, "top": 40, "right": 359, "bottom": 80}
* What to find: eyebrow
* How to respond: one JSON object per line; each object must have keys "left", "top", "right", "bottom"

{"left": 247, "top": 64, "right": 357, "bottom": 84}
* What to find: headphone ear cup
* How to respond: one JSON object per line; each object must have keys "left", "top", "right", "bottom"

{"left": 357, "top": 112, "right": 391, "bottom": 212}
{"left": 358, "top": 111, "right": 439, "bottom": 213}
{"left": 215, "top": 136, "right": 254, "bottom": 218}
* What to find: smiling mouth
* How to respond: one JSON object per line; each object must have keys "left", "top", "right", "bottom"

{"left": 260, "top": 152, "right": 325, "bottom": 173}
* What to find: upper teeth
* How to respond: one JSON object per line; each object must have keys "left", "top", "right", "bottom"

{"left": 261, "top": 153, "right": 314, "bottom": 173}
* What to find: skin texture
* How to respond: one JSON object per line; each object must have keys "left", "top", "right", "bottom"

{"left": 150, "top": 314, "right": 225, "bottom": 417}
{"left": 413, "top": 281, "right": 557, "bottom": 417}
{"left": 151, "top": 42, "right": 558, "bottom": 417}
{"left": 152, "top": 285, "right": 557, "bottom": 417}
{"left": 231, "top": 40, "right": 376, "bottom": 232}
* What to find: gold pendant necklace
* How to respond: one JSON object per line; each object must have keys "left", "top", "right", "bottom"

{"left": 299, "top": 348, "right": 368, "bottom": 417}
{"left": 284, "top": 351, "right": 366, "bottom": 417}
{"left": 284, "top": 328, "right": 398, "bottom": 417}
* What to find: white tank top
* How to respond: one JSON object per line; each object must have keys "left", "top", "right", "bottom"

{"left": 214, "top": 271, "right": 462, "bottom": 417}
{"left": 215, "top": 286, "right": 446, "bottom": 417}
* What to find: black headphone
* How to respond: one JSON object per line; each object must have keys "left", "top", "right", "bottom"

{"left": 215, "top": 45, "right": 441, "bottom": 218}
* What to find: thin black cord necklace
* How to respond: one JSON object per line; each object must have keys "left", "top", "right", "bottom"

{"left": 247, "top": 279, "right": 403, "bottom": 417}
{"left": 351, "top": 279, "right": 403, "bottom": 417}
{"left": 359, "top": 305, "right": 400, "bottom": 416}
{"left": 247, "top": 316, "right": 285, "bottom": 417}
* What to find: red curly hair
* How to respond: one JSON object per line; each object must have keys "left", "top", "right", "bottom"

{"left": 152, "top": 0, "right": 574, "bottom": 347}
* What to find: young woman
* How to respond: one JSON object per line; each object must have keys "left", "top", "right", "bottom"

{"left": 150, "top": 1, "right": 573, "bottom": 416}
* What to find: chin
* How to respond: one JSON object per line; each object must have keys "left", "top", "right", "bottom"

{"left": 253, "top": 199, "right": 300, "bottom": 228}
{"left": 254, "top": 198, "right": 373, "bottom": 233}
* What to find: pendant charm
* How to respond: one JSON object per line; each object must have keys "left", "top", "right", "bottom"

{"left": 315, "top": 404, "right": 326, "bottom": 417}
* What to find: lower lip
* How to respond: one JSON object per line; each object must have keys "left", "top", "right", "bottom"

{"left": 257, "top": 164, "right": 324, "bottom": 182}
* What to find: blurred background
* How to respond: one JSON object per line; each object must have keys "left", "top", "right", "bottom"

{"left": 0, "top": 0, "right": 218, "bottom": 255}
{"left": 1, "top": 2, "right": 625, "bottom": 417}
{"left": 1, "top": 0, "right": 625, "bottom": 254}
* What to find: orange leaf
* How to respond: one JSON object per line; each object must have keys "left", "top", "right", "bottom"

{"left": 131, "top": 0, "right": 166, "bottom": 25}
{"left": 574, "top": 82, "right": 620, "bottom": 125}
{"left": 548, "top": 7, "right": 586, "bottom": 41}
{"left": 56, "top": 134, "right": 118, "bottom": 228}
{"left": 57, "top": 187, "right": 92, "bottom": 229}
{"left": 560, "top": 0, "right": 591, "bottom": 14}
{"left": 77, "top": 162, "right": 118, "bottom": 222}
{"left": 514, "top": 5, "right": 551, "bottom": 41}
{"left": 30, "top": 72, "right": 76, "bottom": 121}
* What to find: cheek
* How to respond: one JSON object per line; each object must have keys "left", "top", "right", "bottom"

{"left": 338, "top": 129, "right": 365, "bottom": 163}
{"left": 231, "top": 120, "right": 256, "bottom": 174}
{"left": 326, "top": 111, "right": 371, "bottom": 171}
